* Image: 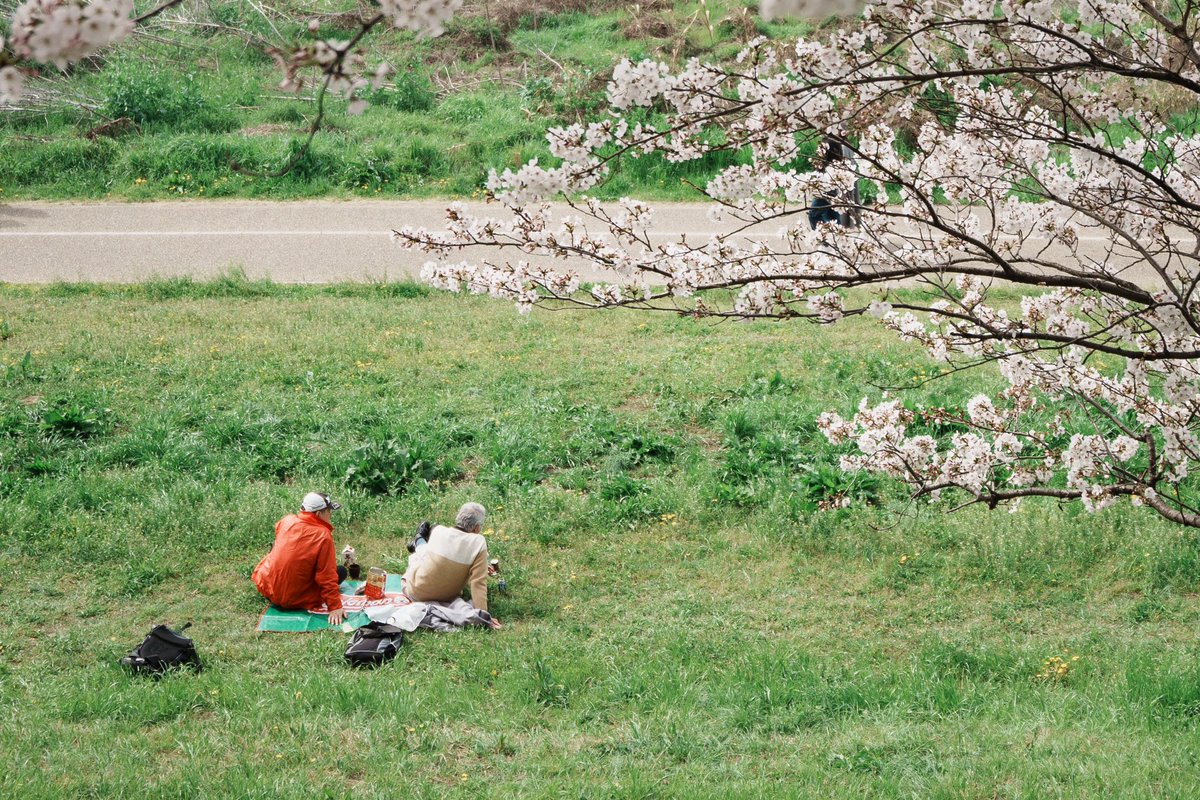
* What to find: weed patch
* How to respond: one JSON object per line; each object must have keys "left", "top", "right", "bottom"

{"left": 344, "top": 433, "right": 461, "bottom": 497}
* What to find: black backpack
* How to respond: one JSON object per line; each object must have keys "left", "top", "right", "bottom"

{"left": 121, "top": 623, "right": 202, "bottom": 675}
{"left": 344, "top": 621, "right": 405, "bottom": 668}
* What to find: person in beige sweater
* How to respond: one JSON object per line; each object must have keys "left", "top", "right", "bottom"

{"left": 403, "top": 502, "right": 499, "bottom": 627}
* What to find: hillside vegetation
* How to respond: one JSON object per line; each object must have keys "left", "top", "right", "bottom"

{"left": 0, "top": 0, "right": 812, "bottom": 201}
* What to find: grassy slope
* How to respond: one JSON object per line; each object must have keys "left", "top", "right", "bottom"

{"left": 1, "top": 279, "right": 1199, "bottom": 797}
{"left": 0, "top": 1, "right": 810, "bottom": 202}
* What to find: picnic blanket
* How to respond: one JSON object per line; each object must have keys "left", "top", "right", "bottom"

{"left": 256, "top": 574, "right": 411, "bottom": 633}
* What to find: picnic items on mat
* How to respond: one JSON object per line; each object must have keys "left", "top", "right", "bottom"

{"left": 257, "top": 572, "right": 501, "bottom": 633}
{"left": 257, "top": 574, "right": 409, "bottom": 633}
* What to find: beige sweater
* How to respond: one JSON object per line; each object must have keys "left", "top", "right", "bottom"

{"left": 402, "top": 525, "right": 490, "bottom": 612}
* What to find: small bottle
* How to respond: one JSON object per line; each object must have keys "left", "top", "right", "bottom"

{"left": 365, "top": 567, "right": 387, "bottom": 600}
{"left": 489, "top": 559, "right": 507, "bottom": 594}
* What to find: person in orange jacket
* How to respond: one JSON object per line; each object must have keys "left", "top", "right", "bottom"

{"left": 253, "top": 492, "right": 352, "bottom": 625}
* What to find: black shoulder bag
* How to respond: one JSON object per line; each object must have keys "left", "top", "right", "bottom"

{"left": 121, "top": 622, "right": 203, "bottom": 674}
{"left": 344, "top": 621, "right": 405, "bottom": 668}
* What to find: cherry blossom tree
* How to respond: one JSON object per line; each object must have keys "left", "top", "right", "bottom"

{"left": 395, "top": 0, "right": 1200, "bottom": 527}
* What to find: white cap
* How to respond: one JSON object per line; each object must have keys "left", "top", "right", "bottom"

{"left": 301, "top": 492, "right": 342, "bottom": 512}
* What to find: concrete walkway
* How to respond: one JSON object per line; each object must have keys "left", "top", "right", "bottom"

{"left": 0, "top": 199, "right": 1165, "bottom": 285}
{"left": 0, "top": 200, "right": 729, "bottom": 284}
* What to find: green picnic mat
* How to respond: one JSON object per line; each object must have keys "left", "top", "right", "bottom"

{"left": 256, "top": 574, "right": 404, "bottom": 633}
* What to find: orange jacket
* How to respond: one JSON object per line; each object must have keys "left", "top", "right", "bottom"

{"left": 252, "top": 512, "right": 342, "bottom": 612}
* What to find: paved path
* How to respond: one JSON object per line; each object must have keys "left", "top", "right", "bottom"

{"left": 0, "top": 200, "right": 732, "bottom": 284}
{"left": 0, "top": 199, "right": 1166, "bottom": 285}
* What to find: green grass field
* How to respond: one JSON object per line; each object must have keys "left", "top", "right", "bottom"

{"left": 2, "top": 276, "right": 1199, "bottom": 798}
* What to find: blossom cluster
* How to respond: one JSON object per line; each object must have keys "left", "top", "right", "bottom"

{"left": 1, "top": 0, "right": 133, "bottom": 102}
{"left": 7, "top": 0, "right": 133, "bottom": 69}
{"left": 418, "top": 257, "right": 580, "bottom": 315}
{"left": 272, "top": 39, "right": 390, "bottom": 113}
{"left": 378, "top": 0, "right": 463, "bottom": 38}
{"left": 0, "top": 57, "right": 23, "bottom": 104}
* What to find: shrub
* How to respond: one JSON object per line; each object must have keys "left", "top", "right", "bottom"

{"left": 613, "top": 427, "right": 677, "bottom": 465}
{"left": 394, "top": 139, "right": 448, "bottom": 179}
{"left": 711, "top": 477, "right": 764, "bottom": 508}
{"left": 1126, "top": 655, "right": 1200, "bottom": 722}
{"left": 575, "top": 419, "right": 679, "bottom": 470}
{"left": 718, "top": 444, "right": 771, "bottom": 479}
{"left": 328, "top": 281, "right": 431, "bottom": 299}
{"left": 120, "top": 563, "right": 178, "bottom": 598}
{"left": 530, "top": 658, "right": 571, "bottom": 707}
{"left": 483, "top": 432, "right": 548, "bottom": 494}
{"left": 598, "top": 473, "right": 648, "bottom": 503}
{"left": 520, "top": 77, "right": 555, "bottom": 112}
{"left": 102, "top": 62, "right": 235, "bottom": 132}
{"left": 344, "top": 435, "right": 460, "bottom": 496}
{"left": 0, "top": 139, "right": 116, "bottom": 192}
{"left": 370, "top": 69, "right": 436, "bottom": 112}
{"left": 39, "top": 402, "right": 107, "bottom": 439}
{"left": 596, "top": 473, "right": 668, "bottom": 521}
{"left": 437, "top": 94, "right": 489, "bottom": 124}
{"left": 726, "top": 410, "right": 759, "bottom": 441}
{"left": 260, "top": 102, "right": 308, "bottom": 124}
{"left": 117, "top": 135, "right": 262, "bottom": 181}
{"left": 794, "top": 461, "right": 881, "bottom": 510}
{"left": 734, "top": 370, "right": 794, "bottom": 398}
{"left": 344, "top": 149, "right": 399, "bottom": 187}
{"left": 0, "top": 406, "right": 32, "bottom": 438}
{"left": 2, "top": 351, "right": 34, "bottom": 385}
{"left": 280, "top": 137, "right": 346, "bottom": 184}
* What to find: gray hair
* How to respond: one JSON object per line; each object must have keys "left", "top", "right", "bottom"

{"left": 455, "top": 502, "right": 486, "bottom": 533}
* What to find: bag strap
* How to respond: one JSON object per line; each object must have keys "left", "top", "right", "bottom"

{"left": 358, "top": 622, "right": 405, "bottom": 637}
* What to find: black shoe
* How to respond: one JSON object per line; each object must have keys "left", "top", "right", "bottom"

{"left": 407, "top": 520, "right": 432, "bottom": 554}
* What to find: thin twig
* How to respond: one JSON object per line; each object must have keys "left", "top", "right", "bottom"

{"left": 134, "top": 0, "right": 188, "bottom": 24}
